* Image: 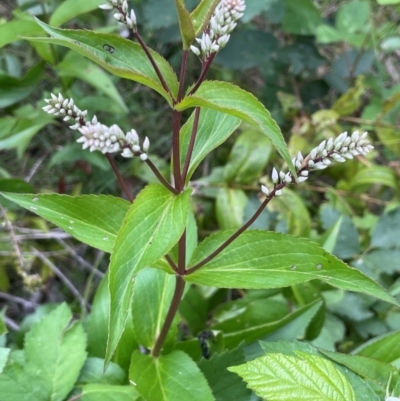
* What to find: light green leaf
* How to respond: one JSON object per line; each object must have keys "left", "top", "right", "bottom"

{"left": 186, "top": 230, "right": 398, "bottom": 306}
{"left": 377, "top": 0, "right": 400, "bottom": 3}
{"left": 190, "top": 0, "right": 220, "bottom": 35}
{"left": 0, "top": 193, "right": 130, "bottom": 253}
{"left": 176, "top": 81, "right": 295, "bottom": 177}
{"left": 107, "top": 185, "right": 191, "bottom": 363}
{"left": 57, "top": 51, "right": 128, "bottom": 113}
{"left": 229, "top": 351, "right": 357, "bottom": 401}
{"left": 180, "top": 108, "right": 241, "bottom": 184}
{"left": 29, "top": 19, "right": 179, "bottom": 104}
{"left": 353, "top": 331, "right": 400, "bottom": 364}
{"left": 320, "top": 350, "right": 396, "bottom": 391}
{"left": 50, "top": 0, "right": 105, "bottom": 27}
{"left": 24, "top": 303, "right": 87, "bottom": 401}
{"left": 350, "top": 166, "right": 398, "bottom": 191}
{"left": 215, "top": 188, "right": 247, "bottom": 229}
{"left": 0, "top": 304, "right": 87, "bottom": 401}
{"left": 174, "top": 0, "right": 195, "bottom": 49}
{"left": 129, "top": 350, "right": 215, "bottom": 401}
{"left": 81, "top": 383, "right": 141, "bottom": 401}
{"left": 0, "top": 348, "right": 10, "bottom": 374}
{"left": 336, "top": 0, "right": 370, "bottom": 34}
{"left": 132, "top": 268, "right": 176, "bottom": 349}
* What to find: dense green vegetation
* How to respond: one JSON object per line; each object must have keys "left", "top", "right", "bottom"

{"left": 1, "top": 0, "right": 400, "bottom": 400}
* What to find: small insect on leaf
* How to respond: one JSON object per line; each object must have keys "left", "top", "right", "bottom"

{"left": 103, "top": 44, "right": 115, "bottom": 54}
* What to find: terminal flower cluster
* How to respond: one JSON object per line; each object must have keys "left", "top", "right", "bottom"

{"left": 43, "top": 93, "right": 149, "bottom": 160}
{"left": 99, "top": 0, "right": 137, "bottom": 30}
{"left": 191, "top": 0, "right": 246, "bottom": 60}
{"left": 261, "top": 131, "right": 373, "bottom": 197}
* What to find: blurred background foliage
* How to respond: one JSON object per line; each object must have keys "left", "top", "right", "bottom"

{"left": 1, "top": 0, "right": 400, "bottom": 359}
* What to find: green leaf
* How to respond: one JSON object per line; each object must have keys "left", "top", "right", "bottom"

{"left": 25, "top": 303, "right": 87, "bottom": 401}
{"left": 0, "top": 63, "right": 44, "bottom": 108}
{"left": 211, "top": 299, "right": 322, "bottom": 349}
{"left": 132, "top": 268, "right": 176, "bottom": 349}
{"left": 377, "top": 0, "right": 400, "bottom": 3}
{"left": 371, "top": 207, "right": 400, "bottom": 249}
{"left": 282, "top": 0, "right": 322, "bottom": 35}
{"left": 190, "top": 0, "right": 220, "bottom": 35}
{"left": 336, "top": 0, "right": 370, "bottom": 34}
{"left": 107, "top": 185, "right": 191, "bottom": 363}
{"left": 186, "top": 230, "right": 398, "bottom": 306}
{"left": 198, "top": 347, "right": 252, "bottom": 401}
{"left": 77, "top": 357, "right": 126, "bottom": 385}
{"left": 179, "top": 108, "right": 241, "bottom": 184}
{"left": 0, "top": 193, "right": 130, "bottom": 253}
{"left": 174, "top": 0, "right": 195, "bottom": 49}
{"left": 129, "top": 350, "right": 215, "bottom": 401}
{"left": 81, "top": 383, "right": 141, "bottom": 401}
{"left": 57, "top": 51, "right": 128, "bottom": 113}
{"left": 215, "top": 188, "right": 247, "bottom": 229}
{"left": 353, "top": 331, "right": 400, "bottom": 364}
{"left": 85, "top": 274, "right": 138, "bottom": 371}
{"left": 319, "top": 350, "right": 396, "bottom": 391}
{"left": 0, "top": 304, "right": 87, "bottom": 401}
{"left": 349, "top": 165, "right": 398, "bottom": 191}
{"left": 223, "top": 129, "right": 272, "bottom": 185}
{"left": 176, "top": 81, "right": 296, "bottom": 177}
{"left": 50, "top": 0, "right": 105, "bottom": 27}
{"left": 0, "top": 348, "right": 10, "bottom": 374}
{"left": 229, "top": 351, "right": 357, "bottom": 401}
{"left": 29, "top": 19, "right": 179, "bottom": 104}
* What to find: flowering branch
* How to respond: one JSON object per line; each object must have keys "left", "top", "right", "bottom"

{"left": 42, "top": 93, "right": 176, "bottom": 195}
{"left": 186, "top": 131, "right": 373, "bottom": 275}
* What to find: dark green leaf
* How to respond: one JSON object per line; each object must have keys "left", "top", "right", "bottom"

{"left": 77, "top": 357, "right": 126, "bottom": 385}
{"left": 282, "top": 0, "right": 322, "bottom": 35}
{"left": 371, "top": 207, "right": 400, "bottom": 249}
{"left": 0, "top": 63, "right": 43, "bottom": 108}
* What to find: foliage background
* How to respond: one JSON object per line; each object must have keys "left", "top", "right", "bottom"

{"left": 1, "top": 0, "right": 400, "bottom": 399}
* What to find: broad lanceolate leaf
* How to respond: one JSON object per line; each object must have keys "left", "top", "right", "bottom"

{"left": 229, "top": 351, "right": 357, "bottom": 401}
{"left": 175, "top": 81, "right": 296, "bottom": 177}
{"left": 80, "top": 384, "right": 141, "bottom": 401}
{"left": 132, "top": 268, "right": 176, "bottom": 350}
{"left": 29, "top": 19, "right": 179, "bottom": 104}
{"left": 186, "top": 230, "right": 398, "bottom": 306}
{"left": 0, "top": 193, "right": 130, "bottom": 253}
{"left": 0, "top": 304, "right": 87, "bottom": 401}
{"left": 352, "top": 331, "right": 400, "bottom": 364}
{"left": 190, "top": 0, "right": 220, "bottom": 35}
{"left": 179, "top": 108, "right": 241, "bottom": 183}
{"left": 129, "top": 350, "right": 215, "bottom": 401}
{"left": 174, "top": 0, "right": 195, "bottom": 49}
{"left": 319, "top": 349, "right": 397, "bottom": 391}
{"left": 215, "top": 188, "right": 247, "bottom": 229}
{"left": 107, "top": 185, "right": 191, "bottom": 363}
{"left": 211, "top": 299, "right": 322, "bottom": 349}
